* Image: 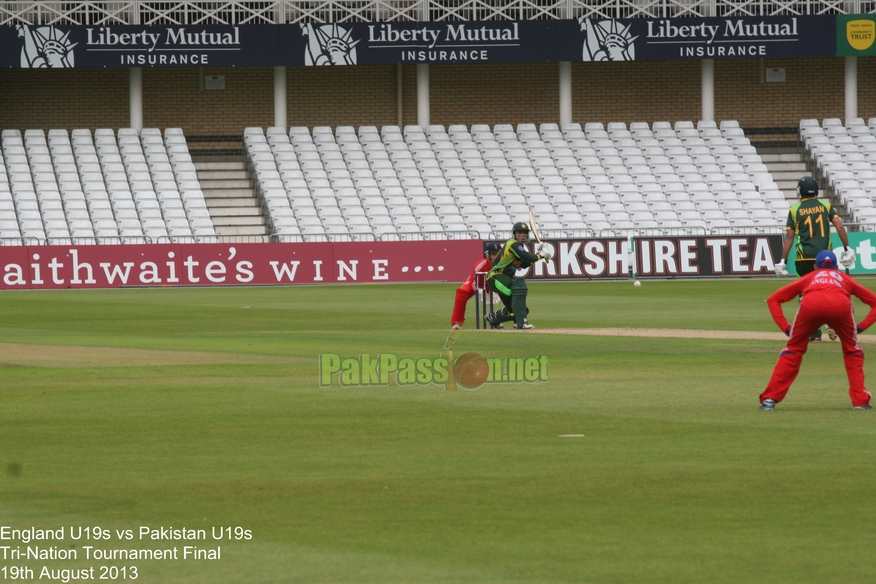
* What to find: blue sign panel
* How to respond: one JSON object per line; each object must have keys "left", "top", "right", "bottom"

{"left": 0, "top": 16, "right": 837, "bottom": 68}
{"left": 0, "top": 24, "right": 279, "bottom": 68}
{"left": 558, "top": 16, "right": 835, "bottom": 61}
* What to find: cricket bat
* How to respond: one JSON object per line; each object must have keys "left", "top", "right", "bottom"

{"left": 444, "top": 326, "right": 462, "bottom": 351}
{"left": 527, "top": 211, "right": 541, "bottom": 244}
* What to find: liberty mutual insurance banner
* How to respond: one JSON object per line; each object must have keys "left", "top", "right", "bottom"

{"left": 0, "top": 16, "right": 837, "bottom": 69}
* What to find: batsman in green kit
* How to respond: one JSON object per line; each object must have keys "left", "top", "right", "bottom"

{"left": 774, "top": 176, "right": 855, "bottom": 341}
{"left": 484, "top": 222, "right": 551, "bottom": 330}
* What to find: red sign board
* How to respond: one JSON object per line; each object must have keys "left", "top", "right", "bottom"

{"left": 0, "top": 240, "right": 481, "bottom": 289}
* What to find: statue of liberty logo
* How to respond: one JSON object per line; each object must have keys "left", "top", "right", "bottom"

{"left": 301, "top": 23, "right": 359, "bottom": 66}
{"left": 17, "top": 24, "right": 77, "bottom": 68}
{"left": 579, "top": 18, "right": 636, "bottom": 62}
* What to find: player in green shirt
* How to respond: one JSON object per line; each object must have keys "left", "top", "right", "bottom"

{"left": 484, "top": 222, "right": 551, "bottom": 330}
{"left": 774, "top": 176, "right": 855, "bottom": 340}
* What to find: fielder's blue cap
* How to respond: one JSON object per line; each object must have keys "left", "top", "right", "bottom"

{"left": 815, "top": 250, "right": 837, "bottom": 268}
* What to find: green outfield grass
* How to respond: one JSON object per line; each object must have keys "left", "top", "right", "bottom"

{"left": 2, "top": 279, "right": 876, "bottom": 583}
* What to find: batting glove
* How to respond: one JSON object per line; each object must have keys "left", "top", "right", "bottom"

{"left": 540, "top": 251, "right": 553, "bottom": 262}
{"left": 536, "top": 242, "right": 548, "bottom": 256}
{"left": 774, "top": 260, "right": 789, "bottom": 277}
{"left": 840, "top": 248, "right": 856, "bottom": 270}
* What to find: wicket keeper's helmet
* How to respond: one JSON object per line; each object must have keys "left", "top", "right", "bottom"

{"left": 797, "top": 176, "right": 819, "bottom": 197}
{"left": 485, "top": 242, "right": 502, "bottom": 256}
{"left": 512, "top": 222, "right": 530, "bottom": 233}
{"left": 815, "top": 250, "right": 837, "bottom": 269}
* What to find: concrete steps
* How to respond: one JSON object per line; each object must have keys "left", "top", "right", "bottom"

{"left": 757, "top": 148, "right": 808, "bottom": 202}
{"left": 756, "top": 145, "right": 852, "bottom": 224}
{"left": 193, "top": 158, "right": 268, "bottom": 237}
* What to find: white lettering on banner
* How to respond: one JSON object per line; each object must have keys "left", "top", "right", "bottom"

{"left": 647, "top": 20, "right": 720, "bottom": 43}
{"left": 166, "top": 251, "right": 179, "bottom": 283}
{"left": 368, "top": 24, "right": 441, "bottom": 48}
{"left": 165, "top": 28, "right": 240, "bottom": 47}
{"left": 236, "top": 261, "right": 254, "bottom": 282}
{"left": 86, "top": 26, "right": 240, "bottom": 52}
{"left": 368, "top": 22, "right": 518, "bottom": 50}
{"left": 731, "top": 239, "right": 749, "bottom": 273}
{"left": 752, "top": 239, "right": 774, "bottom": 272}
{"left": 0, "top": 241, "right": 479, "bottom": 289}
{"left": 445, "top": 23, "right": 519, "bottom": 43}
{"left": 654, "top": 240, "right": 677, "bottom": 274}
{"left": 705, "top": 238, "right": 728, "bottom": 273}
{"left": 86, "top": 28, "right": 163, "bottom": 51}
{"left": 648, "top": 17, "right": 797, "bottom": 44}
{"left": 679, "top": 239, "right": 698, "bottom": 274}
{"left": 122, "top": 53, "right": 209, "bottom": 65}
{"left": 857, "top": 240, "right": 876, "bottom": 270}
{"left": 49, "top": 258, "right": 64, "bottom": 284}
{"left": 372, "top": 259, "right": 389, "bottom": 280}
{"left": 559, "top": 241, "right": 583, "bottom": 276}
{"left": 4, "top": 264, "right": 24, "bottom": 285}
{"left": 724, "top": 19, "right": 797, "bottom": 38}
{"left": 101, "top": 262, "right": 134, "bottom": 284}
{"left": 402, "top": 50, "right": 488, "bottom": 62}
{"left": 269, "top": 261, "right": 300, "bottom": 282}
{"left": 205, "top": 261, "right": 226, "bottom": 283}
{"left": 69, "top": 249, "right": 96, "bottom": 284}
{"left": 638, "top": 240, "right": 651, "bottom": 274}
{"left": 31, "top": 254, "right": 43, "bottom": 284}
{"left": 583, "top": 241, "right": 606, "bottom": 276}
{"left": 184, "top": 256, "right": 199, "bottom": 283}
{"left": 681, "top": 45, "right": 766, "bottom": 57}
{"left": 140, "top": 262, "right": 161, "bottom": 283}
{"left": 337, "top": 260, "right": 358, "bottom": 281}
{"left": 607, "top": 240, "right": 628, "bottom": 276}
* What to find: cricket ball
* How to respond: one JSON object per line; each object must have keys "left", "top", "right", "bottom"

{"left": 455, "top": 352, "right": 489, "bottom": 390}
{"left": 634, "top": 280, "right": 641, "bottom": 287}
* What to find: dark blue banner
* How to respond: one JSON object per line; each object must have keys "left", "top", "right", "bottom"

{"left": 0, "top": 16, "right": 837, "bottom": 69}
{"left": 280, "top": 21, "right": 555, "bottom": 65}
{"left": 558, "top": 15, "right": 834, "bottom": 61}
{"left": 0, "top": 23, "right": 279, "bottom": 68}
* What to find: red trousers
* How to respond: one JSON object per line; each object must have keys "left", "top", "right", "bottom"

{"left": 761, "top": 291, "right": 871, "bottom": 407}
{"left": 451, "top": 283, "right": 475, "bottom": 326}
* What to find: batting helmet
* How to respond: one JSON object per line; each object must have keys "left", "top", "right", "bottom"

{"left": 511, "top": 222, "right": 530, "bottom": 233}
{"left": 484, "top": 242, "right": 502, "bottom": 256}
{"left": 797, "top": 176, "right": 819, "bottom": 197}
{"left": 815, "top": 250, "right": 837, "bottom": 269}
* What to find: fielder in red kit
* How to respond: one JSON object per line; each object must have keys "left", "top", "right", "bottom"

{"left": 761, "top": 250, "right": 876, "bottom": 410}
{"left": 450, "top": 242, "right": 502, "bottom": 329}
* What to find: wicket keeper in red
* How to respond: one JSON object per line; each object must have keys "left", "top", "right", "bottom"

{"left": 760, "top": 250, "right": 876, "bottom": 411}
{"left": 450, "top": 242, "right": 502, "bottom": 329}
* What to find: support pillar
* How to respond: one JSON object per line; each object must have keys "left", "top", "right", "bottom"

{"left": 559, "top": 61, "right": 572, "bottom": 128}
{"left": 129, "top": 68, "right": 143, "bottom": 132}
{"left": 416, "top": 64, "right": 429, "bottom": 129}
{"left": 701, "top": 59, "right": 714, "bottom": 123}
{"left": 397, "top": 64, "right": 404, "bottom": 128}
{"left": 274, "top": 66, "right": 287, "bottom": 131}
{"left": 845, "top": 56, "right": 858, "bottom": 123}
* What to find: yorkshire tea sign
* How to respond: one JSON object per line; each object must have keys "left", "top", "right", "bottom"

{"left": 838, "top": 15, "right": 876, "bottom": 55}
